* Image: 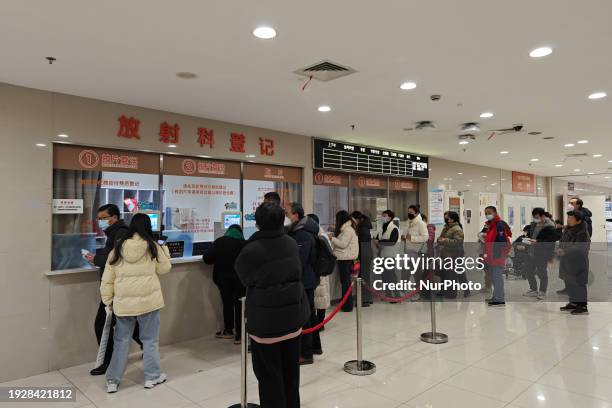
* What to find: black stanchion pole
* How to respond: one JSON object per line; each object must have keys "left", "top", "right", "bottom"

{"left": 344, "top": 277, "right": 376, "bottom": 375}
{"left": 228, "top": 297, "right": 259, "bottom": 408}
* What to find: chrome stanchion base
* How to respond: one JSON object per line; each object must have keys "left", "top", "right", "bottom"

{"left": 343, "top": 360, "right": 376, "bottom": 376}
{"left": 227, "top": 404, "right": 260, "bottom": 408}
{"left": 420, "top": 331, "right": 448, "bottom": 344}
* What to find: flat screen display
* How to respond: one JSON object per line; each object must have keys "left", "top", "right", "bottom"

{"left": 147, "top": 213, "right": 159, "bottom": 231}
{"left": 224, "top": 213, "right": 241, "bottom": 229}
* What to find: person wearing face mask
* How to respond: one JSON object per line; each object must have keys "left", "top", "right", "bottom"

{"left": 437, "top": 211, "right": 467, "bottom": 298}
{"left": 522, "top": 208, "right": 558, "bottom": 300}
{"left": 85, "top": 204, "right": 142, "bottom": 376}
{"left": 402, "top": 205, "right": 429, "bottom": 299}
{"left": 374, "top": 210, "right": 401, "bottom": 300}
{"left": 557, "top": 210, "right": 591, "bottom": 315}
{"left": 568, "top": 197, "right": 593, "bottom": 237}
{"left": 483, "top": 206, "right": 512, "bottom": 307}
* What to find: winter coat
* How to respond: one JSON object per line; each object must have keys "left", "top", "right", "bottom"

{"left": 100, "top": 234, "right": 172, "bottom": 316}
{"left": 356, "top": 216, "right": 373, "bottom": 244}
{"left": 580, "top": 207, "right": 593, "bottom": 237}
{"left": 94, "top": 220, "right": 129, "bottom": 279}
{"left": 202, "top": 235, "right": 245, "bottom": 285}
{"left": 331, "top": 221, "right": 359, "bottom": 261}
{"left": 426, "top": 224, "right": 436, "bottom": 256}
{"left": 484, "top": 216, "right": 512, "bottom": 266}
{"left": 559, "top": 221, "right": 590, "bottom": 285}
{"left": 377, "top": 221, "right": 400, "bottom": 258}
{"left": 527, "top": 218, "right": 558, "bottom": 262}
{"left": 235, "top": 228, "right": 310, "bottom": 338}
{"left": 287, "top": 216, "right": 320, "bottom": 290}
{"left": 437, "top": 223, "right": 464, "bottom": 258}
{"left": 403, "top": 214, "right": 429, "bottom": 253}
{"left": 314, "top": 276, "right": 331, "bottom": 309}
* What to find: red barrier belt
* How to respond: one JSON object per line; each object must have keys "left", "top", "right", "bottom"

{"left": 302, "top": 283, "right": 354, "bottom": 334}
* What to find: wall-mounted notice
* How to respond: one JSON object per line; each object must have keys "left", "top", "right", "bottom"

{"left": 429, "top": 190, "right": 445, "bottom": 225}
{"left": 512, "top": 171, "right": 535, "bottom": 193}
{"left": 479, "top": 192, "right": 499, "bottom": 225}
{"left": 52, "top": 199, "right": 84, "bottom": 214}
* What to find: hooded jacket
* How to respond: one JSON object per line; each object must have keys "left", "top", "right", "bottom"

{"left": 438, "top": 223, "right": 464, "bottom": 258}
{"left": 287, "top": 216, "right": 320, "bottom": 289}
{"left": 484, "top": 216, "right": 512, "bottom": 266}
{"left": 100, "top": 234, "right": 172, "bottom": 316}
{"left": 580, "top": 207, "right": 593, "bottom": 237}
{"left": 332, "top": 221, "right": 359, "bottom": 260}
{"left": 528, "top": 217, "right": 558, "bottom": 262}
{"left": 404, "top": 214, "right": 429, "bottom": 253}
{"left": 203, "top": 228, "right": 245, "bottom": 285}
{"left": 559, "top": 221, "right": 590, "bottom": 284}
{"left": 235, "top": 228, "right": 310, "bottom": 338}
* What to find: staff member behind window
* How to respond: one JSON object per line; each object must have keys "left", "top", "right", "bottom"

{"left": 235, "top": 202, "right": 310, "bottom": 408}
{"left": 85, "top": 204, "right": 142, "bottom": 376}
{"left": 101, "top": 213, "right": 172, "bottom": 393}
{"left": 374, "top": 209, "right": 401, "bottom": 300}
{"left": 329, "top": 210, "right": 359, "bottom": 312}
{"left": 203, "top": 224, "right": 246, "bottom": 344}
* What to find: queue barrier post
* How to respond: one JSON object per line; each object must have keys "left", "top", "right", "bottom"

{"left": 420, "top": 296, "right": 448, "bottom": 344}
{"left": 228, "top": 297, "right": 260, "bottom": 408}
{"left": 343, "top": 277, "right": 376, "bottom": 376}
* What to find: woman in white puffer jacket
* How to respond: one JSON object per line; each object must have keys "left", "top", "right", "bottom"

{"left": 329, "top": 211, "right": 358, "bottom": 312}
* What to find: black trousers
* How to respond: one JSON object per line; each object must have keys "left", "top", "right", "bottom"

{"left": 216, "top": 280, "right": 246, "bottom": 339}
{"left": 527, "top": 259, "right": 549, "bottom": 293}
{"left": 300, "top": 288, "right": 321, "bottom": 358}
{"left": 337, "top": 260, "right": 354, "bottom": 312}
{"left": 94, "top": 301, "right": 142, "bottom": 365}
{"left": 251, "top": 336, "right": 301, "bottom": 408}
{"left": 566, "top": 278, "right": 588, "bottom": 307}
{"left": 360, "top": 243, "right": 374, "bottom": 303}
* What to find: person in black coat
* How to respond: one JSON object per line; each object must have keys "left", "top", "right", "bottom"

{"left": 351, "top": 211, "right": 374, "bottom": 306}
{"left": 523, "top": 207, "right": 558, "bottom": 299}
{"left": 235, "top": 202, "right": 310, "bottom": 408}
{"left": 558, "top": 210, "right": 591, "bottom": 315}
{"left": 569, "top": 197, "right": 593, "bottom": 237}
{"left": 285, "top": 202, "right": 320, "bottom": 365}
{"left": 203, "top": 224, "right": 246, "bottom": 343}
{"left": 86, "top": 204, "right": 141, "bottom": 376}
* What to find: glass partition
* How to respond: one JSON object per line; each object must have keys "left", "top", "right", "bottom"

{"left": 313, "top": 171, "right": 349, "bottom": 231}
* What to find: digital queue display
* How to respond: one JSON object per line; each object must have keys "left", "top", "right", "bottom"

{"left": 313, "top": 138, "right": 429, "bottom": 179}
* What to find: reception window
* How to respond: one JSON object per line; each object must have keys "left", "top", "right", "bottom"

{"left": 313, "top": 171, "right": 348, "bottom": 231}
{"left": 243, "top": 163, "right": 303, "bottom": 238}
{"left": 349, "top": 175, "right": 388, "bottom": 219}
{"left": 388, "top": 177, "right": 419, "bottom": 219}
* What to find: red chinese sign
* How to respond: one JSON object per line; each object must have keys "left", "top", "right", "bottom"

{"left": 230, "top": 133, "right": 246, "bottom": 153}
{"left": 512, "top": 171, "right": 535, "bottom": 193}
{"left": 159, "top": 122, "right": 180, "bottom": 144}
{"left": 259, "top": 137, "right": 275, "bottom": 156}
{"left": 117, "top": 115, "right": 141, "bottom": 139}
{"left": 197, "top": 127, "right": 214, "bottom": 148}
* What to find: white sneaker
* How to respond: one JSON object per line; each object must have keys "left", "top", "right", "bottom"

{"left": 523, "top": 290, "right": 538, "bottom": 297}
{"left": 537, "top": 291, "right": 546, "bottom": 300}
{"left": 144, "top": 373, "right": 167, "bottom": 389}
{"left": 106, "top": 382, "right": 118, "bottom": 393}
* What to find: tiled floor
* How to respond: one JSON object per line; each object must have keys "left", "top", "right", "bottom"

{"left": 4, "top": 297, "right": 612, "bottom": 407}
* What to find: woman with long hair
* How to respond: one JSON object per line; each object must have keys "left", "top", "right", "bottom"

{"left": 101, "top": 213, "right": 171, "bottom": 393}
{"left": 437, "top": 211, "right": 466, "bottom": 298}
{"left": 329, "top": 210, "right": 358, "bottom": 312}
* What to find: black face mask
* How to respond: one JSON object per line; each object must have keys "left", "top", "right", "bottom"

{"left": 407, "top": 213, "right": 416, "bottom": 220}
{"left": 444, "top": 219, "right": 450, "bottom": 224}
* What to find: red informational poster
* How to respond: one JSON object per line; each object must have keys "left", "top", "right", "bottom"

{"left": 512, "top": 171, "right": 535, "bottom": 193}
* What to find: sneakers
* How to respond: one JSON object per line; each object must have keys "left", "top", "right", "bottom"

{"left": 215, "top": 330, "right": 234, "bottom": 339}
{"left": 560, "top": 303, "right": 577, "bottom": 312}
{"left": 488, "top": 301, "right": 506, "bottom": 307}
{"left": 144, "top": 373, "right": 167, "bottom": 389}
{"left": 537, "top": 291, "right": 546, "bottom": 300}
{"left": 233, "top": 337, "right": 242, "bottom": 345}
{"left": 571, "top": 306, "right": 589, "bottom": 315}
{"left": 299, "top": 357, "right": 314, "bottom": 365}
{"left": 313, "top": 348, "right": 323, "bottom": 355}
{"left": 106, "top": 381, "right": 118, "bottom": 393}
{"left": 523, "top": 290, "right": 538, "bottom": 298}
{"left": 90, "top": 363, "right": 108, "bottom": 376}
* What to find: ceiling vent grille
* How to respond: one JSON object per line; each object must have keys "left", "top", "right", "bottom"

{"left": 565, "top": 153, "right": 589, "bottom": 158}
{"left": 294, "top": 60, "right": 357, "bottom": 82}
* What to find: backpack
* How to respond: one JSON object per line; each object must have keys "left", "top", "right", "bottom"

{"left": 313, "top": 234, "right": 337, "bottom": 277}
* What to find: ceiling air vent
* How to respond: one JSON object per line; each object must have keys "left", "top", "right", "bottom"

{"left": 415, "top": 121, "right": 435, "bottom": 130}
{"left": 294, "top": 60, "right": 357, "bottom": 82}
{"left": 565, "top": 153, "right": 589, "bottom": 158}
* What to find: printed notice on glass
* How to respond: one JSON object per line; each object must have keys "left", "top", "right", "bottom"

{"left": 52, "top": 199, "right": 84, "bottom": 214}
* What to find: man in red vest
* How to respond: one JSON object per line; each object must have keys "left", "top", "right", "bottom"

{"left": 483, "top": 206, "right": 512, "bottom": 307}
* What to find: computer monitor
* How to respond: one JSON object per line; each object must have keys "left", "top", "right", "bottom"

{"left": 147, "top": 213, "right": 160, "bottom": 231}
{"left": 223, "top": 213, "right": 241, "bottom": 229}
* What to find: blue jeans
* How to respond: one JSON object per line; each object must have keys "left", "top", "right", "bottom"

{"left": 489, "top": 265, "right": 505, "bottom": 302}
{"left": 106, "top": 310, "right": 161, "bottom": 383}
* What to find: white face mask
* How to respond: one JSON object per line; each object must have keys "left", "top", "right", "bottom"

{"left": 485, "top": 214, "right": 494, "bottom": 221}
{"left": 381, "top": 216, "right": 391, "bottom": 223}
{"left": 567, "top": 204, "right": 575, "bottom": 211}
{"left": 533, "top": 217, "right": 541, "bottom": 223}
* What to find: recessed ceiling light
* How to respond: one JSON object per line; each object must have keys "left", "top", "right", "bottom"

{"left": 529, "top": 47, "right": 553, "bottom": 58}
{"left": 253, "top": 26, "right": 276, "bottom": 39}
{"left": 457, "top": 172, "right": 463, "bottom": 175}
{"left": 605, "top": 176, "right": 611, "bottom": 179}
{"left": 574, "top": 168, "right": 581, "bottom": 172}
{"left": 577, "top": 140, "right": 589, "bottom": 144}
{"left": 400, "top": 81, "right": 417, "bottom": 90}
{"left": 459, "top": 140, "right": 469, "bottom": 145}
{"left": 480, "top": 112, "right": 494, "bottom": 118}
{"left": 482, "top": 175, "right": 487, "bottom": 178}
{"left": 593, "top": 154, "right": 603, "bottom": 158}
{"left": 564, "top": 143, "right": 575, "bottom": 147}
{"left": 318, "top": 105, "right": 331, "bottom": 112}
{"left": 588, "top": 92, "right": 607, "bottom": 100}
{"left": 555, "top": 164, "right": 563, "bottom": 167}
{"left": 245, "top": 154, "right": 256, "bottom": 158}
{"left": 530, "top": 158, "right": 539, "bottom": 162}
{"left": 168, "top": 144, "right": 176, "bottom": 148}
{"left": 57, "top": 133, "right": 69, "bottom": 138}
{"left": 537, "top": 395, "right": 546, "bottom": 401}
{"left": 588, "top": 172, "right": 595, "bottom": 175}
{"left": 35, "top": 143, "right": 47, "bottom": 147}
{"left": 608, "top": 160, "right": 612, "bottom": 163}
{"left": 500, "top": 151, "right": 509, "bottom": 154}
{"left": 176, "top": 72, "right": 197, "bottom": 79}
{"left": 466, "top": 184, "right": 471, "bottom": 187}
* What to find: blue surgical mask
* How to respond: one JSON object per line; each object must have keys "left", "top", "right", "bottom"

{"left": 98, "top": 219, "right": 110, "bottom": 230}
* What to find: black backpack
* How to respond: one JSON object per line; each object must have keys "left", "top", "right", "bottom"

{"left": 313, "top": 234, "right": 337, "bottom": 277}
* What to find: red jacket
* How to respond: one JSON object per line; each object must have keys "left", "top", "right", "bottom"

{"left": 483, "top": 216, "right": 512, "bottom": 266}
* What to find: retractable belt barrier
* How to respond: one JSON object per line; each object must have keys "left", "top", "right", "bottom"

{"left": 228, "top": 297, "right": 259, "bottom": 408}
{"left": 302, "top": 282, "right": 354, "bottom": 334}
